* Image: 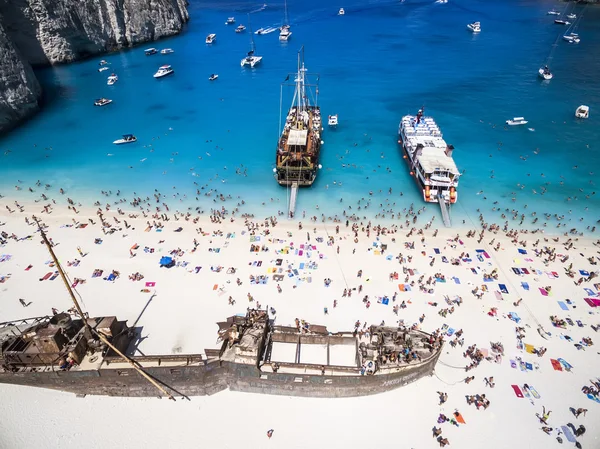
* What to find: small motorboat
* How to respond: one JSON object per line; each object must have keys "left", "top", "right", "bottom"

{"left": 547, "top": 10, "right": 560, "bottom": 15}
{"left": 209, "top": 74, "right": 219, "bottom": 81}
{"left": 338, "top": 8, "right": 345, "bottom": 15}
{"left": 113, "top": 134, "right": 137, "bottom": 145}
{"left": 94, "top": 98, "right": 112, "bottom": 107}
{"left": 206, "top": 33, "right": 216, "bottom": 44}
{"left": 575, "top": 105, "right": 589, "bottom": 119}
{"left": 538, "top": 65, "right": 553, "bottom": 80}
{"left": 99, "top": 60, "right": 108, "bottom": 65}
{"left": 328, "top": 114, "right": 339, "bottom": 127}
{"left": 107, "top": 74, "right": 118, "bottom": 85}
{"left": 226, "top": 17, "right": 235, "bottom": 25}
{"left": 160, "top": 48, "right": 174, "bottom": 54}
{"left": 563, "top": 32, "right": 580, "bottom": 44}
{"left": 154, "top": 65, "right": 174, "bottom": 78}
{"left": 506, "top": 117, "right": 528, "bottom": 126}
{"left": 566, "top": 13, "right": 576, "bottom": 20}
{"left": 98, "top": 66, "right": 109, "bottom": 72}
{"left": 255, "top": 28, "right": 265, "bottom": 35}
{"left": 236, "top": 25, "right": 246, "bottom": 33}
{"left": 467, "top": 21, "right": 481, "bottom": 33}
{"left": 554, "top": 19, "right": 570, "bottom": 25}
{"left": 145, "top": 48, "right": 158, "bottom": 55}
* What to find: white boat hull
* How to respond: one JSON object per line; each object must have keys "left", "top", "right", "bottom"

{"left": 113, "top": 139, "right": 137, "bottom": 145}
{"left": 575, "top": 106, "right": 589, "bottom": 119}
{"left": 154, "top": 71, "right": 174, "bottom": 78}
{"left": 241, "top": 56, "right": 262, "bottom": 68}
{"left": 538, "top": 68, "right": 553, "bottom": 80}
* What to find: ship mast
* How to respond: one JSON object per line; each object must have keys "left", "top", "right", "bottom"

{"left": 34, "top": 218, "right": 177, "bottom": 401}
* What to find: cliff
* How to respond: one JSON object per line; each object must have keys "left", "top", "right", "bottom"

{"left": 0, "top": 20, "right": 42, "bottom": 133}
{"left": 0, "top": 0, "right": 189, "bottom": 133}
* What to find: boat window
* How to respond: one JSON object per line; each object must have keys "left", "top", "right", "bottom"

{"left": 294, "top": 377, "right": 303, "bottom": 383}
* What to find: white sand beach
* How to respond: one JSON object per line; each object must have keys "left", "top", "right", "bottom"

{"left": 0, "top": 198, "right": 598, "bottom": 449}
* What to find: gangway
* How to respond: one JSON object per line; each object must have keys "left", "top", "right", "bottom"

{"left": 438, "top": 195, "right": 452, "bottom": 227}
{"left": 288, "top": 182, "right": 298, "bottom": 218}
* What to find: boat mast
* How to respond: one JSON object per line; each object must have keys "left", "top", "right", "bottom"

{"left": 283, "top": 0, "right": 289, "bottom": 27}
{"left": 248, "top": 14, "right": 255, "bottom": 53}
{"left": 34, "top": 218, "right": 177, "bottom": 401}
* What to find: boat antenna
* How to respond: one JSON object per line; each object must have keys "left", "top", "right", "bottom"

{"left": 33, "top": 217, "right": 178, "bottom": 401}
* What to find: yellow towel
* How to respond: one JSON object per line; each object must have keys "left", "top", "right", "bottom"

{"left": 514, "top": 258, "right": 521, "bottom": 264}
{"left": 374, "top": 250, "right": 381, "bottom": 256}
{"left": 525, "top": 344, "right": 535, "bottom": 354}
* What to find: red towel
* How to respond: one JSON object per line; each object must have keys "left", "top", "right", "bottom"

{"left": 550, "top": 359, "right": 563, "bottom": 371}
{"left": 511, "top": 385, "right": 524, "bottom": 398}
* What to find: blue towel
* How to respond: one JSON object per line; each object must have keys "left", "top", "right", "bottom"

{"left": 561, "top": 426, "right": 576, "bottom": 443}
{"left": 447, "top": 328, "right": 455, "bottom": 336}
{"left": 525, "top": 362, "right": 533, "bottom": 370}
{"left": 518, "top": 249, "right": 527, "bottom": 254}
{"left": 382, "top": 298, "right": 389, "bottom": 305}
{"left": 454, "top": 277, "right": 461, "bottom": 284}
{"left": 580, "top": 270, "right": 590, "bottom": 276}
{"left": 434, "top": 248, "right": 440, "bottom": 254}
{"left": 558, "top": 301, "right": 569, "bottom": 311}
{"left": 386, "top": 255, "right": 393, "bottom": 261}
{"left": 521, "top": 282, "right": 529, "bottom": 290}
{"left": 499, "top": 284, "right": 508, "bottom": 294}
{"left": 584, "top": 288, "right": 596, "bottom": 296}
{"left": 299, "top": 263, "right": 305, "bottom": 270}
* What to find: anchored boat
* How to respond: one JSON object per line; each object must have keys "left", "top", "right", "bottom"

{"left": 275, "top": 47, "right": 323, "bottom": 187}
{"left": 398, "top": 108, "right": 460, "bottom": 205}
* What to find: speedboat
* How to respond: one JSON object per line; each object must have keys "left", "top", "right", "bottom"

{"left": 206, "top": 33, "right": 216, "bottom": 44}
{"left": 236, "top": 25, "right": 246, "bottom": 33}
{"left": 241, "top": 53, "right": 262, "bottom": 68}
{"left": 467, "top": 21, "right": 481, "bottom": 33}
{"left": 547, "top": 10, "right": 560, "bottom": 15}
{"left": 506, "top": 117, "right": 528, "bottom": 126}
{"left": 328, "top": 114, "right": 338, "bottom": 127}
{"left": 144, "top": 48, "right": 158, "bottom": 55}
{"left": 575, "top": 105, "right": 589, "bottom": 119}
{"left": 279, "top": 25, "right": 292, "bottom": 41}
{"left": 113, "top": 134, "right": 137, "bottom": 145}
{"left": 107, "top": 74, "right": 118, "bottom": 85}
{"left": 563, "top": 32, "right": 580, "bottom": 44}
{"left": 94, "top": 98, "right": 112, "bottom": 107}
{"left": 98, "top": 66, "right": 109, "bottom": 72}
{"left": 209, "top": 74, "right": 219, "bottom": 81}
{"left": 226, "top": 17, "right": 235, "bottom": 25}
{"left": 99, "top": 60, "right": 108, "bottom": 65}
{"left": 566, "top": 13, "right": 576, "bottom": 20}
{"left": 554, "top": 19, "right": 570, "bottom": 25}
{"left": 435, "top": 0, "right": 448, "bottom": 3}
{"left": 338, "top": 8, "right": 345, "bottom": 15}
{"left": 153, "top": 65, "right": 174, "bottom": 78}
{"left": 255, "top": 28, "right": 265, "bottom": 35}
{"left": 538, "top": 65, "right": 553, "bottom": 80}
{"left": 160, "top": 48, "right": 174, "bottom": 54}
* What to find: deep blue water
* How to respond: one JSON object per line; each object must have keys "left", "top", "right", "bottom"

{"left": 1, "top": 0, "right": 599, "bottom": 231}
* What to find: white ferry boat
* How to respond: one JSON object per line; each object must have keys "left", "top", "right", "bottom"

{"left": 206, "top": 33, "right": 216, "bottom": 44}
{"left": 153, "top": 65, "right": 174, "bottom": 78}
{"left": 398, "top": 109, "right": 460, "bottom": 205}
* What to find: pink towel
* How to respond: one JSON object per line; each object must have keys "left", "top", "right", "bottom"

{"left": 585, "top": 297, "right": 600, "bottom": 307}
{"left": 539, "top": 288, "right": 548, "bottom": 296}
{"left": 145, "top": 281, "right": 156, "bottom": 287}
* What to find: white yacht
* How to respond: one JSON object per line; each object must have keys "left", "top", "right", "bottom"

{"left": 94, "top": 98, "right": 112, "bottom": 107}
{"left": 144, "top": 48, "right": 158, "bottom": 55}
{"left": 506, "top": 117, "right": 528, "bottom": 126}
{"left": 160, "top": 48, "right": 174, "bottom": 54}
{"left": 241, "top": 14, "right": 262, "bottom": 68}
{"left": 107, "top": 74, "right": 118, "bottom": 85}
{"left": 99, "top": 60, "right": 108, "bottom": 65}
{"left": 566, "top": 13, "right": 576, "bottom": 20}
{"left": 209, "top": 74, "right": 219, "bottom": 81}
{"left": 328, "top": 114, "right": 338, "bottom": 127}
{"left": 467, "top": 21, "right": 481, "bottom": 33}
{"left": 279, "top": 0, "right": 292, "bottom": 41}
{"left": 563, "top": 32, "right": 580, "bottom": 43}
{"left": 113, "top": 134, "right": 137, "bottom": 145}
{"left": 575, "top": 105, "right": 589, "bottom": 119}
{"left": 206, "top": 33, "right": 216, "bottom": 44}
{"left": 255, "top": 28, "right": 265, "bottom": 35}
{"left": 153, "top": 65, "right": 174, "bottom": 78}
{"left": 338, "top": 8, "right": 345, "bottom": 15}
{"left": 236, "top": 25, "right": 246, "bottom": 33}
{"left": 538, "top": 65, "right": 553, "bottom": 80}
{"left": 226, "top": 17, "right": 235, "bottom": 25}
{"left": 554, "top": 19, "right": 570, "bottom": 25}
{"left": 398, "top": 108, "right": 460, "bottom": 205}
{"left": 547, "top": 10, "right": 560, "bottom": 15}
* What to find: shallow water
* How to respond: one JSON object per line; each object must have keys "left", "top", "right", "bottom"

{"left": 1, "top": 0, "right": 599, "bottom": 231}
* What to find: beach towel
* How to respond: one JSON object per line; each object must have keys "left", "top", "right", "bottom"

{"left": 49, "top": 271, "right": 59, "bottom": 281}
{"left": 447, "top": 328, "right": 455, "bottom": 337}
{"left": 508, "top": 312, "right": 521, "bottom": 323}
{"left": 584, "top": 297, "right": 600, "bottom": 307}
{"left": 557, "top": 358, "right": 572, "bottom": 371}
{"left": 494, "top": 291, "right": 503, "bottom": 301}
{"left": 528, "top": 386, "right": 540, "bottom": 399}
{"left": 522, "top": 268, "right": 530, "bottom": 274}
{"left": 382, "top": 298, "right": 389, "bottom": 305}
{"left": 539, "top": 288, "right": 548, "bottom": 296}
{"left": 561, "top": 426, "right": 576, "bottom": 443}
{"left": 583, "top": 288, "right": 597, "bottom": 296}
{"left": 557, "top": 301, "right": 569, "bottom": 311}
{"left": 434, "top": 248, "right": 440, "bottom": 254}
{"left": 521, "top": 282, "right": 529, "bottom": 291}
{"left": 386, "top": 255, "right": 393, "bottom": 261}
{"left": 525, "top": 362, "right": 533, "bottom": 371}
{"left": 579, "top": 269, "right": 590, "bottom": 276}
{"left": 453, "top": 411, "right": 466, "bottom": 424}
{"left": 510, "top": 360, "right": 517, "bottom": 369}
{"left": 40, "top": 272, "right": 53, "bottom": 281}
{"left": 453, "top": 277, "right": 461, "bottom": 284}
{"left": 213, "top": 284, "right": 218, "bottom": 291}
{"left": 518, "top": 249, "right": 527, "bottom": 254}
{"left": 511, "top": 267, "right": 521, "bottom": 275}
{"left": 145, "top": 282, "right": 156, "bottom": 287}
{"left": 511, "top": 385, "right": 524, "bottom": 398}
{"left": 499, "top": 284, "right": 508, "bottom": 294}
{"left": 588, "top": 394, "right": 600, "bottom": 403}
{"left": 525, "top": 344, "right": 535, "bottom": 354}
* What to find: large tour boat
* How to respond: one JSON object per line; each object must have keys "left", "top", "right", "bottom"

{"left": 275, "top": 48, "right": 323, "bottom": 187}
{"left": 398, "top": 109, "right": 460, "bottom": 205}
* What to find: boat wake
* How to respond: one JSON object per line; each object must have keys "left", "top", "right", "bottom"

{"left": 255, "top": 26, "right": 278, "bottom": 34}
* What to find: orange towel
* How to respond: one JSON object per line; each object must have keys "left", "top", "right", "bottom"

{"left": 213, "top": 284, "right": 218, "bottom": 291}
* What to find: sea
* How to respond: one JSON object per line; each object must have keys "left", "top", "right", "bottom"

{"left": 1, "top": 0, "right": 599, "bottom": 232}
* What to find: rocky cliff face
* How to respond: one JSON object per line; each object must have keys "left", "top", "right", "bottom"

{"left": 0, "top": 20, "right": 42, "bottom": 133}
{"left": 0, "top": 0, "right": 188, "bottom": 133}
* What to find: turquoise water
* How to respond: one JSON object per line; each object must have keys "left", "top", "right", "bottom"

{"left": 1, "top": 0, "right": 599, "bottom": 231}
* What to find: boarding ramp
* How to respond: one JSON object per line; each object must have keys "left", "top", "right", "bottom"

{"left": 288, "top": 182, "right": 298, "bottom": 218}
{"left": 438, "top": 195, "right": 452, "bottom": 228}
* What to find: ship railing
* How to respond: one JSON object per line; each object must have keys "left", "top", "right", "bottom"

{"left": 104, "top": 354, "right": 204, "bottom": 367}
